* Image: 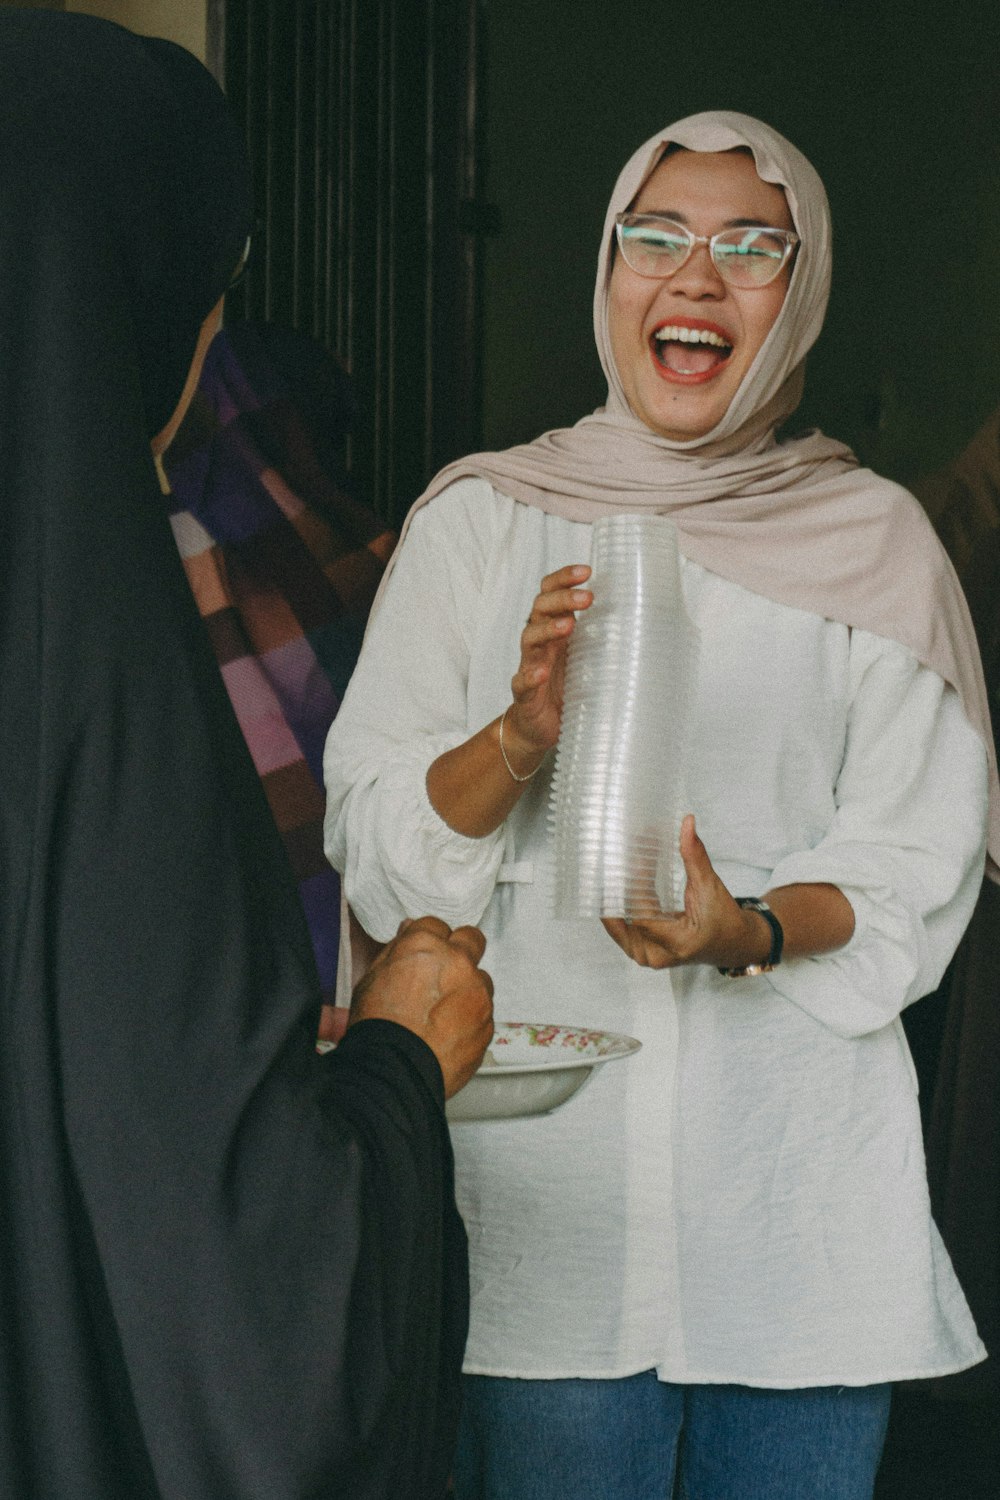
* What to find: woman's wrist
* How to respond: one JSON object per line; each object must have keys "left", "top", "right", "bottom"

{"left": 426, "top": 711, "right": 547, "bottom": 839}
{"left": 740, "top": 906, "right": 775, "bottom": 966}
{"left": 496, "top": 707, "right": 547, "bottom": 781}
{"left": 718, "top": 905, "right": 773, "bottom": 970}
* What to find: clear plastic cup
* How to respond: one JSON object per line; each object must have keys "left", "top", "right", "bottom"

{"left": 550, "top": 515, "right": 697, "bottom": 919}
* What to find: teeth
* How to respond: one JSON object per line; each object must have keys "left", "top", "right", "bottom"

{"left": 654, "top": 325, "right": 731, "bottom": 349}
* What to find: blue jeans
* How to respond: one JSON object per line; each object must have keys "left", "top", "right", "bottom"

{"left": 453, "top": 1370, "right": 892, "bottom": 1500}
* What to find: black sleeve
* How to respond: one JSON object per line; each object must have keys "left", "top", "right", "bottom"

{"left": 57, "top": 975, "right": 467, "bottom": 1500}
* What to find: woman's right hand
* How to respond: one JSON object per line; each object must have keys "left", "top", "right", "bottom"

{"left": 505, "top": 564, "right": 593, "bottom": 760}
{"left": 424, "top": 563, "right": 592, "bottom": 836}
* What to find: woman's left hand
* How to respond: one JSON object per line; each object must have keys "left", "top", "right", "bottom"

{"left": 601, "top": 814, "right": 770, "bottom": 970}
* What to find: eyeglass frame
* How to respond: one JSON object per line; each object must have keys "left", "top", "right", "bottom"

{"left": 613, "top": 213, "right": 799, "bottom": 287}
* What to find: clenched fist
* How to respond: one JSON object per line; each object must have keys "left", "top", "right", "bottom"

{"left": 349, "top": 917, "right": 495, "bottom": 1098}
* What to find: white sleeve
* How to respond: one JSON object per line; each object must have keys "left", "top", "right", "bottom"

{"left": 763, "top": 630, "right": 988, "bottom": 1039}
{"left": 323, "top": 480, "right": 507, "bottom": 942}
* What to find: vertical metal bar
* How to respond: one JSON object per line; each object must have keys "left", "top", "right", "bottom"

{"left": 463, "top": 0, "right": 480, "bottom": 205}
{"left": 244, "top": 0, "right": 260, "bottom": 322}
{"left": 339, "top": 0, "right": 354, "bottom": 473}
{"left": 383, "top": 0, "right": 397, "bottom": 505}
{"left": 462, "top": 0, "right": 483, "bottom": 451}
{"left": 343, "top": 0, "right": 356, "bottom": 364}
{"left": 219, "top": 0, "right": 482, "bottom": 519}
{"left": 334, "top": 0, "right": 347, "bottom": 358}
{"left": 310, "top": 0, "right": 318, "bottom": 338}
{"left": 264, "top": 0, "right": 277, "bottom": 319}
{"left": 312, "top": 0, "right": 325, "bottom": 342}
{"left": 292, "top": 0, "right": 304, "bottom": 326}
{"left": 373, "top": 0, "right": 387, "bottom": 509}
{"left": 423, "top": 0, "right": 436, "bottom": 476}
{"left": 327, "top": 0, "right": 336, "bottom": 346}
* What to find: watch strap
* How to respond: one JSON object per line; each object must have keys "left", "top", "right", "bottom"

{"left": 718, "top": 897, "right": 784, "bottom": 978}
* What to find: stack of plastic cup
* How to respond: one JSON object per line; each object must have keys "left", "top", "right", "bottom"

{"left": 549, "top": 514, "right": 696, "bottom": 920}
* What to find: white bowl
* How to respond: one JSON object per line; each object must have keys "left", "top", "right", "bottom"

{"left": 445, "top": 1021, "right": 641, "bottom": 1124}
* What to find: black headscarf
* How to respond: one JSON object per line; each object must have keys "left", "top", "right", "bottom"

{"left": 0, "top": 13, "right": 466, "bottom": 1497}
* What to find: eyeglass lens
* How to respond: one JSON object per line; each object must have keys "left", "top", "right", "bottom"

{"left": 618, "top": 218, "right": 791, "bottom": 287}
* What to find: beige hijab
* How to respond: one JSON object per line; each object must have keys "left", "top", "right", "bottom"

{"left": 382, "top": 110, "right": 1000, "bottom": 877}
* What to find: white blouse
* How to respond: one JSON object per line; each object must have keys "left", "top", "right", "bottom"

{"left": 323, "top": 479, "right": 988, "bottom": 1387}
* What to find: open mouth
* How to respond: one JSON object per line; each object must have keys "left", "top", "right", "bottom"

{"left": 650, "top": 320, "right": 733, "bottom": 382}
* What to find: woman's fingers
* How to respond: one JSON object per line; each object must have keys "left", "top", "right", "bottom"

{"left": 601, "top": 916, "right": 682, "bottom": 968}
{"left": 602, "top": 817, "right": 759, "bottom": 971}
{"left": 522, "top": 613, "right": 576, "bottom": 647}
{"left": 447, "top": 923, "right": 489, "bottom": 968}
{"left": 518, "top": 588, "right": 592, "bottom": 668}
{"left": 528, "top": 583, "right": 593, "bottom": 623}
{"left": 524, "top": 567, "right": 592, "bottom": 638}
{"left": 601, "top": 816, "right": 723, "bottom": 969}
{"left": 601, "top": 918, "right": 646, "bottom": 964}
{"left": 506, "top": 565, "right": 592, "bottom": 750}
{"left": 519, "top": 567, "right": 592, "bottom": 659}
{"left": 601, "top": 916, "right": 630, "bottom": 949}
{"left": 677, "top": 814, "right": 713, "bottom": 915}
{"left": 510, "top": 657, "right": 553, "bottom": 700}
{"left": 397, "top": 913, "right": 451, "bottom": 941}
{"left": 538, "top": 563, "right": 591, "bottom": 597}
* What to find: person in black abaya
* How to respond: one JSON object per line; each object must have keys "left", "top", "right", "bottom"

{"left": 0, "top": 12, "right": 492, "bottom": 1499}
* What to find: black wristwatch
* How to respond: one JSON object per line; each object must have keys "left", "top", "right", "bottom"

{"left": 718, "top": 897, "right": 784, "bottom": 978}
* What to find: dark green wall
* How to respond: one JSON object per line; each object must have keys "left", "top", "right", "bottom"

{"left": 480, "top": 0, "right": 1000, "bottom": 488}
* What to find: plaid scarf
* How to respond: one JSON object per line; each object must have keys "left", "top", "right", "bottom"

{"left": 164, "top": 325, "right": 394, "bottom": 1001}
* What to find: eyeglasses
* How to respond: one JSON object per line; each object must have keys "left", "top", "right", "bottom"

{"left": 614, "top": 213, "right": 798, "bottom": 289}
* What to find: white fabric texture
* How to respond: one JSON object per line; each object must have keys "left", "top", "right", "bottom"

{"left": 323, "top": 480, "right": 988, "bottom": 1386}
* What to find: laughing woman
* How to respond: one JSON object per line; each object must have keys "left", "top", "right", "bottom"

{"left": 324, "top": 114, "right": 997, "bottom": 1500}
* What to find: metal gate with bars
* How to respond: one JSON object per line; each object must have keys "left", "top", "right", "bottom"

{"left": 210, "top": 0, "right": 487, "bottom": 524}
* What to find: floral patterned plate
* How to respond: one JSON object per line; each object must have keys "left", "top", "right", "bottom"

{"left": 446, "top": 1022, "right": 641, "bottom": 1124}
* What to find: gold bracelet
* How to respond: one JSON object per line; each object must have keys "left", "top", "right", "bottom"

{"left": 499, "top": 707, "right": 544, "bottom": 783}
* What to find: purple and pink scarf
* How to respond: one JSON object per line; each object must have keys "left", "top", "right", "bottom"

{"left": 165, "top": 324, "right": 394, "bottom": 1003}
